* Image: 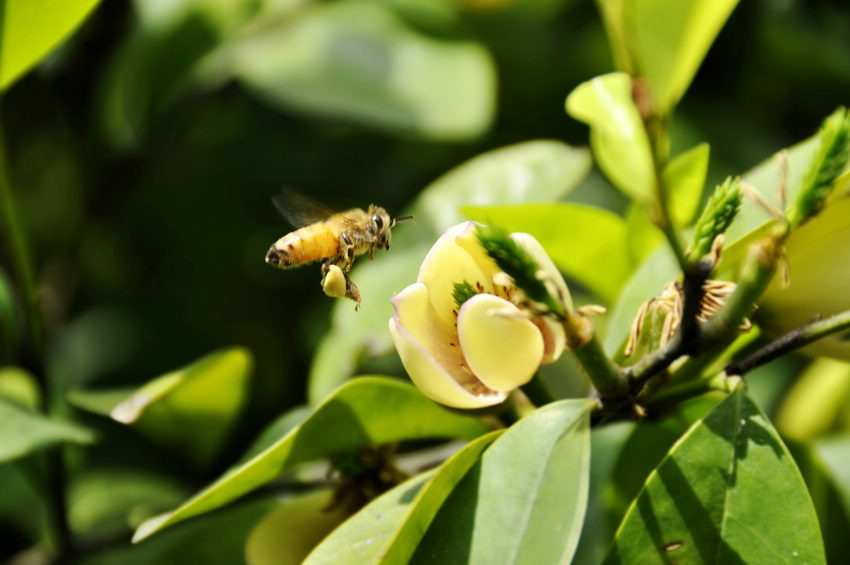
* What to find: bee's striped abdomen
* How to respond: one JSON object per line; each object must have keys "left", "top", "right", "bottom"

{"left": 266, "top": 224, "right": 340, "bottom": 268}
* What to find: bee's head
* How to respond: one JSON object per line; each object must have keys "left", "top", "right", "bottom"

{"left": 367, "top": 206, "right": 414, "bottom": 251}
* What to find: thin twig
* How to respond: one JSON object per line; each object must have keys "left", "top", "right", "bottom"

{"left": 726, "top": 310, "right": 850, "bottom": 376}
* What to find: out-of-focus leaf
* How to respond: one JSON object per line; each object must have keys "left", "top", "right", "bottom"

{"left": 0, "top": 462, "right": 48, "bottom": 544}
{"left": 776, "top": 358, "right": 850, "bottom": 441}
{"left": 603, "top": 244, "right": 679, "bottom": 355}
{"left": 228, "top": 0, "right": 495, "bottom": 141}
{"left": 462, "top": 203, "right": 630, "bottom": 303}
{"left": 246, "top": 488, "right": 350, "bottom": 565}
{"left": 814, "top": 437, "right": 850, "bottom": 523}
{"left": 566, "top": 72, "right": 654, "bottom": 202}
{"left": 624, "top": 203, "right": 664, "bottom": 265}
{"left": 663, "top": 143, "right": 709, "bottom": 227}
{"left": 414, "top": 141, "right": 592, "bottom": 233}
{"left": 411, "top": 399, "right": 595, "bottom": 564}
{"left": 309, "top": 140, "right": 590, "bottom": 403}
{"left": 573, "top": 422, "right": 634, "bottom": 565}
{"left": 70, "top": 347, "right": 252, "bottom": 468}
{"left": 0, "top": 0, "right": 101, "bottom": 90}
{"left": 596, "top": 0, "right": 739, "bottom": 113}
{"left": 69, "top": 470, "right": 188, "bottom": 537}
{"left": 0, "top": 366, "right": 40, "bottom": 410}
{"left": 305, "top": 431, "right": 502, "bottom": 565}
{"left": 0, "top": 398, "right": 95, "bottom": 462}
{"left": 132, "top": 377, "right": 489, "bottom": 542}
{"left": 605, "top": 388, "right": 825, "bottom": 564}
{"left": 69, "top": 496, "right": 277, "bottom": 565}
{"left": 758, "top": 197, "right": 850, "bottom": 359}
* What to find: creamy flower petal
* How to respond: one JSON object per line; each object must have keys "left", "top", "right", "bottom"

{"left": 390, "top": 283, "right": 504, "bottom": 406}
{"left": 534, "top": 316, "right": 566, "bottom": 365}
{"left": 389, "top": 318, "right": 507, "bottom": 408}
{"left": 417, "top": 222, "right": 494, "bottom": 327}
{"left": 457, "top": 294, "right": 544, "bottom": 392}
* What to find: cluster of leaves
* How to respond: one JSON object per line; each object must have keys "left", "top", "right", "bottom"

{"left": 3, "top": 1, "right": 850, "bottom": 565}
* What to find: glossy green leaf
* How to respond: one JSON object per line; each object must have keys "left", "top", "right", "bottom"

{"left": 596, "top": 0, "right": 739, "bottom": 113}
{"left": 132, "top": 377, "right": 489, "bottom": 542}
{"left": 664, "top": 143, "right": 709, "bottom": 227}
{"left": 606, "top": 388, "right": 825, "bottom": 564}
{"left": 305, "top": 431, "right": 502, "bottom": 565}
{"left": 70, "top": 347, "right": 252, "bottom": 468}
{"left": 245, "top": 488, "right": 351, "bottom": 565}
{"left": 0, "top": 0, "right": 101, "bottom": 90}
{"left": 566, "top": 72, "right": 655, "bottom": 202}
{"left": 0, "top": 398, "right": 95, "bottom": 462}
{"left": 776, "top": 358, "right": 850, "bottom": 441}
{"left": 411, "top": 399, "right": 595, "bottom": 564}
{"left": 414, "top": 141, "right": 592, "bottom": 234}
{"left": 573, "top": 423, "right": 635, "bottom": 565}
{"left": 603, "top": 244, "right": 679, "bottom": 355}
{"left": 606, "top": 394, "right": 723, "bottom": 530}
{"left": 462, "top": 203, "right": 631, "bottom": 303}
{"left": 309, "top": 140, "right": 590, "bottom": 403}
{"left": 229, "top": 0, "right": 495, "bottom": 141}
{"left": 237, "top": 405, "right": 313, "bottom": 464}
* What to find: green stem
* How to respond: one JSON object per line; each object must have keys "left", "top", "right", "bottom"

{"left": 520, "top": 373, "right": 556, "bottom": 407}
{"left": 0, "top": 109, "right": 70, "bottom": 557}
{"left": 569, "top": 326, "right": 626, "bottom": 398}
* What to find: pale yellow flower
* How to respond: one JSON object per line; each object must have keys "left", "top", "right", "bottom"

{"left": 389, "top": 222, "right": 568, "bottom": 408}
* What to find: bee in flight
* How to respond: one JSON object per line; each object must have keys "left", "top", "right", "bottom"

{"left": 265, "top": 191, "right": 413, "bottom": 310}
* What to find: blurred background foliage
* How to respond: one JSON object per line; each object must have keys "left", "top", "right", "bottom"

{"left": 2, "top": 0, "right": 850, "bottom": 560}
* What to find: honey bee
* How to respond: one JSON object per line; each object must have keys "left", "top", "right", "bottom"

{"left": 265, "top": 191, "right": 412, "bottom": 309}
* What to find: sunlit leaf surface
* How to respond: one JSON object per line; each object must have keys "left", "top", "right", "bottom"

{"left": 411, "top": 399, "right": 595, "bottom": 564}
{"left": 132, "top": 377, "right": 489, "bottom": 542}
{"left": 0, "top": 0, "right": 101, "bottom": 90}
{"left": 606, "top": 388, "right": 825, "bottom": 564}
{"left": 305, "top": 431, "right": 502, "bottom": 565}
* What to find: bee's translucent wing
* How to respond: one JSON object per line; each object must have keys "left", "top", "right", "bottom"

{"left": 272, "top": 188, "right": 336, "bottom": 228}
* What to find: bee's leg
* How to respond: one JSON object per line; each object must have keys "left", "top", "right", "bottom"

{"left": 344, "top": 274, "right": 362, "bottom": 311}
{"left": 369, "top": 245, "right": 375, "bottom": 260}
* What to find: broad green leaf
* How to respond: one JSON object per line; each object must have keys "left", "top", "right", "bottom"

{"left": 229, "top": 0, "right": 495, "bottom": 141}
{"left": 69, "top": 470, "right": 188, "bottom": 537}
{"left": 0, "top": 398, "right": 95, "bottom": 462}
{"left": 462, "top": 203, "right": 630, "bottom": 303}
{"left": 606, "top": 388, "right": 825, "bottom": 564}
{"left": 0, "top": 0, "right": 101, "bottom": 90}
{"left": 624, "top": 203, "right": 664, "bottom": 265}
{"left": 596, "top": 0, "right": 739, "bottom": 113}
{"left": 309, "top": 140, "right": 590, "bottom": 403}
{"left": 70, "top": 347, "right": 252, "bottom": 468}
{"left": 603, "top": 244, "right": 679, "bottom": 355}
{"left": 305, "top": 431, "right": 502, "bottom": 565}
{"left": 414, "top": 141, "right": 592, "bottom": 234}
{"left": 605, "top": 394, "right": 723, "bottom": 530}
{"left": 70, "top": 496, "right": 277, "bottom": 565}
{"left": 566, "top": 72, "right": 654, "bottom": 202}
{"left": 776, "top": 358, "right": 850, "bottom": 441}
{"left": 246, "top": 488, "right": 350, "bottom": 565}
{"left": 132, "top": 377, "right": 489, "bottom": 542}
{"left": 663, "top": 143, "right": 709, "bottom": 227}
{"left": 237, "top": 405, "right": 313, "bottom": 464}
{"left": 0, "top": 366, "right": 40, "bottom": 410}
{"left": 573, "top": 422, "right": 635, "bottom": 565}
{"left": 411, "top": 399, "right": 595, "bottom": 564}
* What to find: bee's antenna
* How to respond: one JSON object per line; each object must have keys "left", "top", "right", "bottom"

{"left": 392, "top": 215, "right": 415, "bottom": 226}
